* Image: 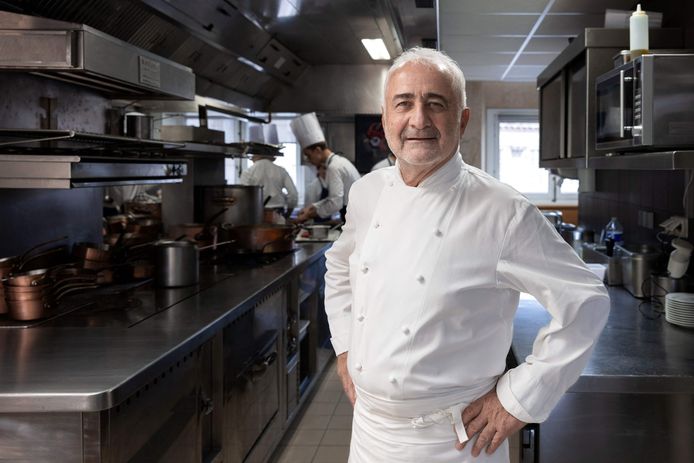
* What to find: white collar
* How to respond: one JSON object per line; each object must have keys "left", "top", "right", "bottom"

{"left": 393, "top": 153, "right": 465, "bottom": 189}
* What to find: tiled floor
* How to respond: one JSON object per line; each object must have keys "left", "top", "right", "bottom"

{"left": 271, "top": 362, "right": 520, "bottom": 463}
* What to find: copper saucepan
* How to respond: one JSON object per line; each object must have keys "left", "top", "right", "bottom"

{"left": 6, "top": 282, "right": 98, "bottom": 321}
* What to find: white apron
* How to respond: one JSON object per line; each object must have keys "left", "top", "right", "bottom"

{"left": 349, "top": 386, "right": 509, "bottom": 463}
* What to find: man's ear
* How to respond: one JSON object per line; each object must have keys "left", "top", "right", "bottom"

{"left": 460, "top": 108, "right": 471, "bottom": 135}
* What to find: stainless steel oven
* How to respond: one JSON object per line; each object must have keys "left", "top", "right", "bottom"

{"left": 595, "top": 53, "right": 694, "bottom": 151}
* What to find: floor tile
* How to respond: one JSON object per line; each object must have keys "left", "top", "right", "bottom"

{"left": 327, "top": 414, "right": 353, "bottom": 430}
{"left": 332, "top": 401, "right": 354, "bottom": 416}
{"left": 320, "top": 429, "right": 352, "bottom": 446}
{"left": 311, "top": 387, "right": 342, "bottom": 404}
{"left": 304, "top": 400, "right": 338, "bottom": 416}
{"left": 275, "top": 445, "right": 317, "bottom": 463}
{"left": 297, "top": 414, "right": 331, "bottom": 430}
{"left": 288, "top": 428, "right": 325, "bottom": 446}
{"left": 312, "top": 445, "right": 350, "bottom": 463}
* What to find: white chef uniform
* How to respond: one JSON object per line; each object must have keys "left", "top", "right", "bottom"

{"left": 324, "top": 153, "right": 610, "bottom": 462}
{"left": 315, "top": 153, "right": 361, "bottom": 219}
{"left": 240, "top": 158, "right": 298, "bottom": 210}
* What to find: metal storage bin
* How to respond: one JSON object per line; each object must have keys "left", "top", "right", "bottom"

{"left": 617, "top": 244, "right": 663, "bottom": 298}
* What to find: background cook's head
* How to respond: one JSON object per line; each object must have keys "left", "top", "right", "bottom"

{"left": 303, "top": 141, "right": 329, "bottom": 167}
{"left": 382, "top": 47, "right": 470, "bottom": 181}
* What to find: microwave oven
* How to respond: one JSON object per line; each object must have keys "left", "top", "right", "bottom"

{"left": 595, "top": 53, "right": 694, "bottom": 151}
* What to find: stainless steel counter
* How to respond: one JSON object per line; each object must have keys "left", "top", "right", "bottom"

{"left": 513, "top": 287, "right": 694, "bottom": 394}
{"left": 0, "top": 243, "right": 330, "bottom": 413}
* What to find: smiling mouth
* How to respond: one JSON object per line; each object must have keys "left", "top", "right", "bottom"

{"left": 405, "top": 137, "right": 437, "bottom": 142}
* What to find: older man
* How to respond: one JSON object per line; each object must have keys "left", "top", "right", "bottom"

{"left": 324, "top": 47, "right": 610, "bottom": 462}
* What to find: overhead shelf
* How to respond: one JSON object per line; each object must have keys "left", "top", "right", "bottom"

{"left": 0, "top": 154, "right": 187, "bottom": 188}
{"left": 588, "top": 151, "right": 694, "bottom": 170}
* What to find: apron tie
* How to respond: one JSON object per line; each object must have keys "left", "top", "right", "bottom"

{"left": 410, "top": 403, "right": 469, "bottom": 444}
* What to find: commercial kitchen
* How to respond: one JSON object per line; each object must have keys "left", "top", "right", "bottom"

{"left": 1, "top": 1, "right": 694, "bottom": 462}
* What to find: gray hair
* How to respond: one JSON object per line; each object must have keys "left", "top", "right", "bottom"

{"left": 383, "top": 47, "right": 467, "bottom": 113}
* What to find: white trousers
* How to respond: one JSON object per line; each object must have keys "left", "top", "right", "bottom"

{"left": 348, "top": 389, "right": 509, "bottom": 463}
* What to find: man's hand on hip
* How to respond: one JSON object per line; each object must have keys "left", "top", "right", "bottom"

{"left": 336, "top": 352, "right": 356, "bottom": 406}
{"left": 456, "top": 389, "right": 526, "bottom": 457}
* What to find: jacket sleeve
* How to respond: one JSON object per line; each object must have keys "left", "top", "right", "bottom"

{"left": 283, "top": 170, "right": 299, "bottom": 210}
{"left": 323, "top": 190, "right": 358, "bottom": 355}
{"left": 495, "top": 201, "right": 610, "bottom": 423}
{"left": 314, "top": 166, "right": 344, "bottom": 218}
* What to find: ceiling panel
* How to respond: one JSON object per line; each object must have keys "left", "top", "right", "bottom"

{"left": 449, "top": 52, "right": 514, "bottom": 66}
{"left": 440, "top": 14, "right": 538, "bottom": 36}
{"left": 551, "top": 0, "right": 636, "bottom": 14}
{"left": 524, "top": 37, "right": 574, "bottom": 52}
{"left": 441, "top": 36, "right": 525, "bottom": 53}
{"left": 515, "top": 53, "right": 558, "bottom": 66}
{"left": 535, "top": 13, "right": 605, "bottom": 35}
{"left": 439, "top": 0, "right": 547, "bottom": 14}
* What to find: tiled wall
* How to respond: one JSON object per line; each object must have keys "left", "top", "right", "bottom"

{"left": 579, "top": 170, "right": 686, "bottom": 245}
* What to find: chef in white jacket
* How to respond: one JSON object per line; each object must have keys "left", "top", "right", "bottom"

{"left": 324, "top": 47, "right": 610, "bottom": 463}
{"left": 290, "top": 112, "right": 360, "bottom": 222}
{"left": 240, "top": 154, "right": 298, "bottom": 214}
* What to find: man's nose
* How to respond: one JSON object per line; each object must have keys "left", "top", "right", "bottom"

{"left": 409, "top": 102, "right": 431, "bottom": 129}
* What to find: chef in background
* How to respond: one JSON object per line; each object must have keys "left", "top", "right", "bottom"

{"left": 324, "top": 47, "right": 610, "bottom": 462}
{"left": 290, "top": 112, "right": 360, "bottom": 223}
{"left": 240, "top": 124, "right": 298, "bottom": 218}
{"left": 370, "top": 152, "right": 396, "bottom": 171}
{"left": 240, "top": 154, "right": 298, "bottom": 217}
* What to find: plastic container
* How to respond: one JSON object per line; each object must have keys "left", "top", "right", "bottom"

{"left": 604, "top": 217, "right": 624, "bottom": 245}
{"left": 630, "top": 4, "right": 649, "bottom": 57}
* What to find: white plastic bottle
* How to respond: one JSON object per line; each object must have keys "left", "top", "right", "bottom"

{"left": 604, "top": 217, "right": 624, "bottom": 245}
{"left": 630, "top": 4, "right": 649, "bottom": 58}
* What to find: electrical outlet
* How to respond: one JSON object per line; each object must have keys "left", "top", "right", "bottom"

{"left": 659, "top": 216, "right": 689, "bottom": 238}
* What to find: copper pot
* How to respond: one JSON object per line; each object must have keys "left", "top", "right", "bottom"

{"left": 5, "top": 268, "right": 52, "bottom": 287}
{"left": 222, "top": 224, "right": 298, "bottom": 254}
{"left": 73, "top": 242, "right": 112, "bottom": 262}
{"left": 6, "top": 283, "right": 97, "bottom": 321}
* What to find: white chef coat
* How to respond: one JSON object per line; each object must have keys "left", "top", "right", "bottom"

{"left": 240, "top": 158, "right": 298, "bottom": 210}
{"left": 314, "top": 153, "right": 361, "bottom": 219}
{"left": 370, "top": 155, "right": 395, "bottom": 171}
{"left": 325, "top": 153, "right": 609, "bottom": 456}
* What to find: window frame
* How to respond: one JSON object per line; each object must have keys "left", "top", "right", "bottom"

{"left": 485, "top": 108, "right": 577, "bottom": 205}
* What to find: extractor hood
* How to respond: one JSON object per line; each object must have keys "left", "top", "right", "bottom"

{"left": 0, "top": 10, "right": 195, "bottom": 100}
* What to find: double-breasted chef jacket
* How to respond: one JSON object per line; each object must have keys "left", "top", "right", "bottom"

{"left": 324, "top": 153, "right": 610, "bottom": 460}
{"left": 313, "top": 153, "right": 361, "bottom": 219}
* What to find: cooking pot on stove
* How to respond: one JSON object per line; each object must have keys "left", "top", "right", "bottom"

{"left": 196, "top": 185, "right": 263, "bottom": 228}
{"left": 222, "top": 224, "right": 299, "bottom": 254}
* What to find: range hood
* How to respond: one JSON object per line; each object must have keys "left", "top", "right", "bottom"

{"left": 0, "top": 10, "right": 195, "bottom": 100}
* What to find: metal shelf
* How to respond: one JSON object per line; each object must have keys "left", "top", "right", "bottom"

{"left": 539, "top": 157, "right": 587, "bottom": 169}
{"left": 588, "top": 151, "right": 694, "bottom": 170}
{"left": 0, "top": 129, "right": 184, "bottom": 155}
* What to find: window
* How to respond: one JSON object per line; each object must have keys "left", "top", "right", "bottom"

{"left": 485, "top": 109, "right": 577, "bottom": 204}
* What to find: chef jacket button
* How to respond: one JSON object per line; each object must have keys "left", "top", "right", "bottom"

{"left": 401, "top": 326, "right": 410, "bottom": 335}
{"left": 374, "top": 222, "right": 380, "bottom": 229}
{"left": 361, "top": 264, "right": 369, "bottom": 274}
{"left": 355, "top": 363, "right": 363, "bottom": 372}
{"left": 434, "top": 228, "right": 443, "bottom": 237}
{"left": 389, "top": 375, "right": 397, "bottom": 384}
{"left": 417, "top": 275, "right": 425, "bottom": 284}
{"left": 357, "top": 314, "right": 365, "bottom": 322}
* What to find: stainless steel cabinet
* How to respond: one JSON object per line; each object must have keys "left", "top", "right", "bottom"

{"left": 537, "top": 28, "right": 681, "bottom": 169}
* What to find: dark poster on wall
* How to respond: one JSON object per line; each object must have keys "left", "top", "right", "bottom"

{"left": 354, "top": 114, "right": 390, "bottom": 174}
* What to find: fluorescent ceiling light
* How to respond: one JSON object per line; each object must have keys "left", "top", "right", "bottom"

{"left": 237, "top": 56, "right": 265, "bottom": 73}
{"left": 361, "top": 38, "right": 391, "bottom": 60}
